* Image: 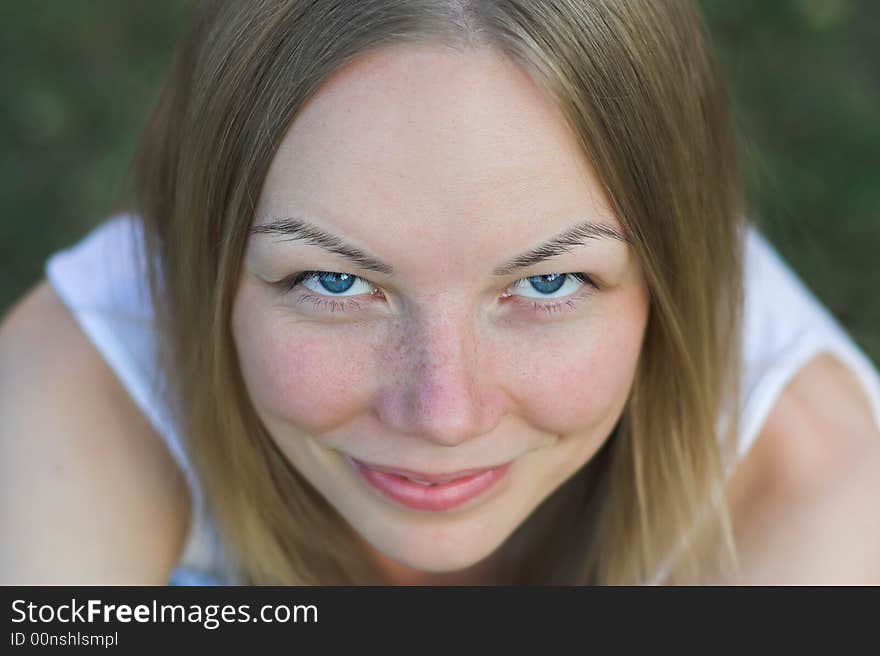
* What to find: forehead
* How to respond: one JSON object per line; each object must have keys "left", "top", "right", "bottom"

{"left": 256, "top": 42, "right": 621, "bottom": 260}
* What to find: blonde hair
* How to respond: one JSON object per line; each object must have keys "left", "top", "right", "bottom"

{"left": 131, "top": 0, "right": 745, "bottom": 585}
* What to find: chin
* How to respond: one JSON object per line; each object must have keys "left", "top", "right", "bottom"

{"left": 386, "top": 544, "right": 494, "bottom": 574}
{"left": 347, "top": 508, "right": 512, "bottom": 577}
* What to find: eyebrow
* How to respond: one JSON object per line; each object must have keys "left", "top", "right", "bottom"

{"left": 250, "top": 216, "right": 630, "bottom": 277}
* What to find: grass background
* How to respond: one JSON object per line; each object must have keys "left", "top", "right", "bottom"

{"left": 1, "top": 0, "right": 877, "bottom": 364}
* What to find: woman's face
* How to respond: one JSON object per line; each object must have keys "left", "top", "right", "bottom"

{"left": 232, "top": 43, "right": 649, "bottom": 583}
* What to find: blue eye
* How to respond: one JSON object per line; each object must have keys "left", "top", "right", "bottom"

{"left": 277, "top": 270, "right": 598, "bottom": 317}
{"left": 529, "top": 273, "right": 566, "bottom": 294}
{"left": 506, "top": 272, "right": 598, "bottom": 317}
{"left": 511, "top": 273, "right": 589, "bottom": 299}
{"left": 304, "top": 271, "right": 358, "bottom": 294}
{"left": 280, "top": 271, "right": 374, "bottom": 296}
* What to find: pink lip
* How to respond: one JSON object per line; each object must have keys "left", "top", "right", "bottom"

{"left": 351, "top": 459, "right": 504, "bottom": 484}
{"left": 345, "top": 455, "right": 512, "bottom": 512}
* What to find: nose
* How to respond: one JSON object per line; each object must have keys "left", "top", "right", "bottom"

{"left": 374, "top": 306, "right": 503, "bottom": 447}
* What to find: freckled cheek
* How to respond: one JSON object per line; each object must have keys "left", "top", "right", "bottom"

{"left": 234, "top": 322, "right": 375, "bottom": 435}
{"left": 512, "top": 327, "right": 641, "bottom": 435}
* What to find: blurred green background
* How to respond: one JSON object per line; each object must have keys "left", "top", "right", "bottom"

{"left": 1, "top": 0, "right": 878, "bottom": 363}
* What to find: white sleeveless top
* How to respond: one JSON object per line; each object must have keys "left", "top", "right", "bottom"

{"left": 45, "top": 214, "right": 880, "bottom": 585}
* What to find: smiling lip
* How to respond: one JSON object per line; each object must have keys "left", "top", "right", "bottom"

{"left": 349, "top": 458, "right": 505, "bottom": 484}
{"left": 345, "top": 455, "right": 512, "bottom": 512}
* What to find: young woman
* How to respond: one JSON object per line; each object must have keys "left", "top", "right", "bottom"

{"left": 2, "top": 0, "right": 879, "bottom": 585}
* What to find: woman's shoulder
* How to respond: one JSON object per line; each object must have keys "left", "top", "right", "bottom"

{"left": 724, "top": 351, "right": 880, "bottom": 583}
{"left": 736, "top": 225, "right": 880, "bottom": 454}
{"left": 0, "top": 279, "right": 190, "bottom": 583}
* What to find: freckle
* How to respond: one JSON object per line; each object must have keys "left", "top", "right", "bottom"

{"left": 382, "top": 327, "right": 412, "bottom": 367}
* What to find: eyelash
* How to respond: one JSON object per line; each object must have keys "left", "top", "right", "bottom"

{"left": 276, "top": 270, "right": 599, "bottom": 318}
